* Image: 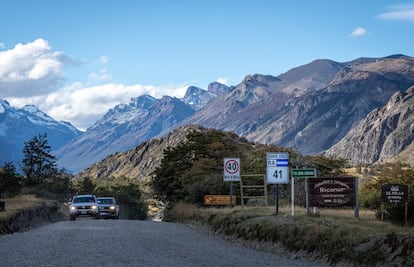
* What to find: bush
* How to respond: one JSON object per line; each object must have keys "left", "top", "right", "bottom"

{"left": 0, "top": 162, "right": 22, "bottom": 197}
{"left": 360, "top": 163, "right": 414, "bottom": 225}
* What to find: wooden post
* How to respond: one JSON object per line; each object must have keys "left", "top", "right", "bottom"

{"left": 381, "top": 203, "right": 384, "bottom": 221}
{"left": 354, "top": 177, "right": 359, "bottom": 218}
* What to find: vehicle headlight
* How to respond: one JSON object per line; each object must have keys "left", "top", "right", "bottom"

{"left": 109, "top": 206, "right": 115, "bottom": 210}
{"left": 70, "top": 206, "right": 76, "bottom": 211}
{"left": 92, "top": 205, "right": 97, "bottom": 210}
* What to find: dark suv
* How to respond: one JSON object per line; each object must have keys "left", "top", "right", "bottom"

{"left": 69, "top": 194, "right": 99, "bottom": 220}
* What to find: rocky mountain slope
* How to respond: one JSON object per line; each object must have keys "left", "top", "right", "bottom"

{"left": 77, "top": 125, "right": 202, "bottom": 179}
{"left": 56, "top": 82, "right": 228, "bottom": 173}
{"left": 55, "top": 95, "right": 196, "bottom": 173}
{"left": 182, "top": 55, "right": 414, "bottom": 156}
{"left": 52, "top": 55, "right": 414, "bottom": 173}
{"left": 326, "top": 86, "right": 414, "bottom": 165}
{"left": 182, "top": 83, "right": 229, "bottom": 110}
{"left": 0, "top": 100, "right": 81, "bottom": 167}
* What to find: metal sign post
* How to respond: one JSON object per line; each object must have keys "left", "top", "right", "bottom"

{"left": 266, "top": 152, "right": 289, "bottom": 215}
{"left": 223, "top": 158, "right": 241, "bottom": 208}
{"left": 230, "top": 181, "right": 233, "bottom": 208}
{"left": 291, "top": 168, "right": 317, "bottom": 215}
{"left": 275, "top": 184, "right": 279, "bottom": 215}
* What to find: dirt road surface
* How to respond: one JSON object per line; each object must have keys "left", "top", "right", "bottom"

{"left": 0, "top": 219, "right": 327, "bottom": 266}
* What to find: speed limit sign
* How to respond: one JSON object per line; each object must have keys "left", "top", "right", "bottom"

{"left": 223, "top": 158, "right": 240, "bottom": 181}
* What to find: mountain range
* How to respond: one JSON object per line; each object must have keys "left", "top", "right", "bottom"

{"left": 1, "top": 54, "right": 414, "bottom": 174}
{"left": 0, "top": 99, "right": 81, "bottom": 167}
{"left": 183, "top": 56, "right": 414, "bottom": 156}
{"left": 52, "top": 82, "right": 230, "bottom": 172}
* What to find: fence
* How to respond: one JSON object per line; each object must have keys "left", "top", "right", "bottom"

{"left": 240, "top": 174, "right": 267, "bottom": 209}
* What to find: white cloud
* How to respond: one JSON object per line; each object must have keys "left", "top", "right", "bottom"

{"left": 99, "top": 56, "right": 108, "bottom": 65}
{"left": 377, "top": 4, "right": 414, "bottom": 23}
{"left": 1, "top": 39, "right": 189, "bottom": 131}
{"left": 0, "top": 42, "right": 4, "bottom": 49}
{"left": 350, "top": 27, "right": 367, "bottom": 38}
{"left": 217, "top": 77, "right": 230, "bottom": 85}
{"left": 88, "top": 69, "right": 112, "bottom": 84}
{"left": 8, "top": 82, "right": 189, "bottom": 131}
{"left": 0, "top": 39, "right": 70, "bottom": 97}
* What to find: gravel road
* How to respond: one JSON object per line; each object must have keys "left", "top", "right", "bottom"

{"left": 0, "top": 219, "right": 327, "bottom": 267}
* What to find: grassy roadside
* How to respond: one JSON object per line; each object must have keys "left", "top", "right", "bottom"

{"left": 0, "top": 195, "right": 64, "bottom": 234}
{"left": 165, "top": 202, "right": 414, "bottom": 266}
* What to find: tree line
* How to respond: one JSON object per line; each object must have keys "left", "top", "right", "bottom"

{"left": 0, "top": 133, "right": 147, "bottom": 219}
{"left": 150, "top": 128, "right": 414, "bottom": 225}
{"left": 0, "top": 133, "right": 71, "bottom": 200}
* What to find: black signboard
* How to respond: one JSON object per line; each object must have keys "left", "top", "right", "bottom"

{"left": 381, "top": 184, "right": 408, "bottom": 204}
{"left": 308, "top": 177, "right": 356, "bottom": 207}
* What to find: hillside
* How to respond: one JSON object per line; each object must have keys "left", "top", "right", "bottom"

{"left": 326, "top": 85, "right": 414, "bottom": 165}
{"left": 77, "top": 125, "right": 203, "bottom": 179}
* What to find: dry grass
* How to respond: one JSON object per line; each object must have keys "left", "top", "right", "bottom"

{"left": 0, "top": 194, "right": 57, "bottom": 221}
{"left": 165, "top": 202, "right": 414, "bottom": 265}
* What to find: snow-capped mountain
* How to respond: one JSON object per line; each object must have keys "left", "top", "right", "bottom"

{"left": 56, "top": 83, "right": 230, "bottom": 173}
{"left": 0, "top": 99, "right": 81, "bottom": 168}
{"left": 181, "top": 82, "right": 229, "bottom": 110}
{"left": 181, "top": 86, "right": 216, "bottom": 111}
{"left": 55, "top": 94, "right": 196, "bottom": 173}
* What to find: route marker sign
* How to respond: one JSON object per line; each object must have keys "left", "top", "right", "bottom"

{"left": 223, "top": 158, "right": 240, "bottom": 182}
{"left": 266, "top": 152, "right": 289, "bottom": 184}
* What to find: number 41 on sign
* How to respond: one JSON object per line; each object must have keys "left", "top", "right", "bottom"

{"left": 266, "top": 152, "right": 289, "bottom": 184}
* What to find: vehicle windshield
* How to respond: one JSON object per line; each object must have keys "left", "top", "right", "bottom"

{"left": 97, "top": 198, "right": 115, "bottom": 204}
{"left": 73, "top": 197, "right": 95, "bottom": 203}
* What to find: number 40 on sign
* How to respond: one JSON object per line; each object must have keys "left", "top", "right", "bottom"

{"left": 223, "top": 158, "right": 240, "bottom": 182}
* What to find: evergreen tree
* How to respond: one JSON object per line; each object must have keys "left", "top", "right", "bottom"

{"left": 22, "top": 133, "right": 58, "bottom": 186}
{"left": 77, "top": 177, "right": 96, "bottom": 194}
{"left": 0, "top": 162, "right": 22, "bottom": 196}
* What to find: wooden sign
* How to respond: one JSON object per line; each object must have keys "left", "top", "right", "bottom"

{"left": 204, "top": 195, "right": 237, "bottom": 206}
{"left": 308, "top": 177, "right": 356, "bottom": 207}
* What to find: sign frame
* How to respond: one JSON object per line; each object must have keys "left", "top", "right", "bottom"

{"left": 266, "top": 152, "right": 289, "bottom": 184}
{"left": 204, "top": 195, "right": 237, "bottom": 206}
{"left": 381, "top": 184, "right": 408, "bottom": 204}
{"left": 291, "top": 168, "right": 317, "bottom": 178}
{"left": 308, "top": 177, "right": 356, "bottom": 207}
{"left": 223, "top": 158, "right": 240, "bottom": 182}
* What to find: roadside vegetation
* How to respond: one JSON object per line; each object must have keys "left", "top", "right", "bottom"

{"left": 0, "top": 133, "right": 148, "bottom": 227}
{"left": 1, "top": 128, "right": 414, "bottom": 265}
{"left": 149, "top": 128, "right": 414, "bottom": 266}
{"left": 164, "top": 203, "right": 414, "bottom": 266}
{"left": 0, "top": 194, "right": 63, "bottom": 234}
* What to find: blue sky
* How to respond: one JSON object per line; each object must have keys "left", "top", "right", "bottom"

{"left": 0, "top": 0, "right": 413, "bottom": 130}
